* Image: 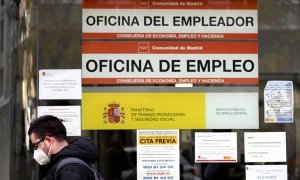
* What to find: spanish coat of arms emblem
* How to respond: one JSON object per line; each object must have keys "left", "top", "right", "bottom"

{"left": 103, "top": 101, "right": 125, "bottom": 123}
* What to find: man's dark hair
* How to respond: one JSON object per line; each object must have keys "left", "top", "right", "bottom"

{"left": 28, "top": 115, "right": 67, "bottom": 141}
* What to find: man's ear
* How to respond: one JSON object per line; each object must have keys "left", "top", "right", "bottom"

{"left": 44, "top": 136, "right": 55, "bottom": 145}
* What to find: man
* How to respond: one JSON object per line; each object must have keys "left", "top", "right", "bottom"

{"left": 28, "top": 115, "right": 100, "bottom": 180}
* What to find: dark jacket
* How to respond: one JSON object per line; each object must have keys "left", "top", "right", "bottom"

{"left": 43, "top": 137, "right": 99, "bottom": 180}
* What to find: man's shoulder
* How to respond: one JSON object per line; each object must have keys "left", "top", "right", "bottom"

{"left": 56, "top": 157, "right": 93, "bottom": 172}
{"left": 48, "top": 157, "right": 95, "bottom": 180}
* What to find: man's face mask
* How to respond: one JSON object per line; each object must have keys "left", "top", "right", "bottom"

{"left": 33, "top": 141, "right": 52, "bottom": 165}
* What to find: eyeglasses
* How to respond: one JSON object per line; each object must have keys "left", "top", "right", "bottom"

{"left": 32, "top": 137, "right": 45, "bottom": 150}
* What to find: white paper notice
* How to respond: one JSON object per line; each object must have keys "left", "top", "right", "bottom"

{"left": 246, "top": 165, "right": 287, "bottom": 180}
{"left": 39, "top": 69, "right": 81, "bottom": 100}
{"left": 244, "top": 132, "right": 286, "bottom": 162}
{"left": 264, "top": 81, "right": 293, "bottom": 123}
{"left": 137, "top": 130, "right": 179, "bottom": 180}
{"left": 195, "top": 132, "right": 237, "bottom": 163}
{"left": 38, "top": 106, "right": 81, "bottom": 136}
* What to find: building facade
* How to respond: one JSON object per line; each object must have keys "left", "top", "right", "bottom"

{"left": 0, "top": 0, "right": 300, "bottom": 179}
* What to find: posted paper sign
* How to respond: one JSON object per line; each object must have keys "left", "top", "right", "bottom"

{"left": 246, "top": 165, "right": 287, "bottom": 180}
{"left": 82, "top": 41, "right": 258, "bottom": 85}
{"left": 264, "top": 81, "right": 294, "bottom": 123}
{"left": 137, "top": 130, "right": 179, "bottom": 180}
{"left": 244, "top": 132, "right": 286, "bottom": 162}
{"left": 38, "top": 106, "right": 81, "bottom": 136}
{"left": 39, "top": 69, "right": 81, "bottom": 100}
{"left": 82, "top": 0, "right": 257, "bottom": 40}
{"left": 195, "top": 132, "right": 237, "bottom": 162}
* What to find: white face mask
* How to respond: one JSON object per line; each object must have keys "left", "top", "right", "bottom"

{"left": 33, "top": 142, "right": 52, "bottom": 165}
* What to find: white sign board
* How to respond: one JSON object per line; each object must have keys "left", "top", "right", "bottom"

{"left": 39, "top": 69, "right": 81, "bottom": 100}
{"left": 264, "top": 81, "right": 294, "bottom": 123}
{"left": 137, "top": 130, "right": 179, "bottom": 180}
{"left": 206, "top": 92, "right": 259, "bottom": 129}
{"left": 195, "top": 132, "right": 237, "bottom": 162}
{"left": 246, "top": 165, "right": 287, "bottom": 180}
{"left": 244, "top": 132, "right": 286, "bottom": 162}
{"left": 38, "top": 106, "right": 81, "bottom": 136}
{"left": 83, "top": 9, "right": 257, "bottom": 38}
{"left": 82, "top": 41, "right": 258, "bottom": 85}
{"left": 82, "top": 0, "right": 257, "bottom": 40}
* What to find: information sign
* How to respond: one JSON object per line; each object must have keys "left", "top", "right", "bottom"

{"left": 137, "top": 130, "right": 180, "bottom": 180}
{"left": 244, "top": 132, "right": 286, "bottom": 162}
{"left": 82, "top": 91, "right": 258, "bottom": 130}
{"left": 39, "top": 69, "right": 81, "bottom": 100}
{"left": 83, "top": 0, "right": 257, "bottom": 40}
{"left": 264, "top": 81, "right": 294, "bottom": 123}
{"left": 38, "top": 106, "right": 81, "bottom": 136}
{"left": 82, "top": 41, "right": 258, "bottom": 85}
{"left": 246, "top": 165, "right": 287, "bottom": 180}
{"left": 195, "top": 132, "right": 237, "bottom": 162}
